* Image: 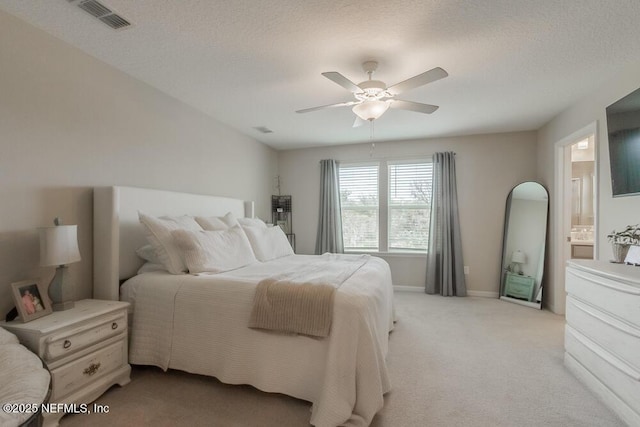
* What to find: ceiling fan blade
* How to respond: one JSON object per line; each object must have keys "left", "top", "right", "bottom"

{"left": 353, "top": 116, "right": 367, "bottom": 128}
{"left": 321, "top": 72, "right": 362, "bottom": 93}
{"left": 390, "top": 100, "right": 439, "bottom": 114}
{"left": 296, "top": 101, "right": 359, "bottom": 114}
{"left": 386, "top": 67, "right": 448, "bottom": 95}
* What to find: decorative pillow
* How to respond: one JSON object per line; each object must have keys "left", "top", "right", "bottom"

{"left": 243, "top": 225, "right": 294, "bottom": 262}
{"left": 237, "top": 217, "right": 268, "bottom": 229}
{"left": 172, "top": 225, "right": 257, "bottom": 274}
{"left": 195, "top": 212, "right": 239, "bottom": 231}
{"left": 135, "top": 244, "right": 162, "bottom": 265}
{"left": 0, "top": 327, "right": 19, "bottom": 345}
{"left": 138, "top": 212, "right": 203, "bottom": 274}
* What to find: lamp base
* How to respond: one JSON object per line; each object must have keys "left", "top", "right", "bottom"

{"left": 52, "top": 300, "right": 75, "bottom": 311}
{"left": 48, "top": 266, "right": 75, "bottom": 311}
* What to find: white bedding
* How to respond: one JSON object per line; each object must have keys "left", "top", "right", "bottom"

{"left": 121, "top": 254, "right": 394, "bottom": 427}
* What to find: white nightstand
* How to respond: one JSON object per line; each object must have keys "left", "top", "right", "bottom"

{"left": 1, "top": 299, "right": 131, "bottom": 427}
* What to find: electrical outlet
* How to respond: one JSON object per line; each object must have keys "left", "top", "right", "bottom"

{"left": 464, "top": 266, "right": 470, "bottom": 275}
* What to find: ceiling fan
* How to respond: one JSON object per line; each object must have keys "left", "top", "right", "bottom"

{"left": 296, "top": 61, "right": 448, "bottom": 126}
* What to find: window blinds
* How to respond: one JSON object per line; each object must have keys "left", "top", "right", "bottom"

{"left": 388, "top": 162, "right": 432, "bottom": 251}
{"left": 339, "top": 164, "right": 379, "bottom": 251}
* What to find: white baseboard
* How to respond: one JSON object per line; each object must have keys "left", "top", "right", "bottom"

{"left": 393, "top": 286, "right": 423, "bottom": 293}
{"left": 467, "top": 290, "right": 499, "bottom": 298}
{"left": 393, "top": 287, "right": 499, "bottom": 298}
{"left": 547, "top": 302, "right": 564, "bottom": 315}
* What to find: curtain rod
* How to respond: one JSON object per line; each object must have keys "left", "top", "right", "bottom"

{"left": 319, "top": 152, "right": 456, "bottom": 164}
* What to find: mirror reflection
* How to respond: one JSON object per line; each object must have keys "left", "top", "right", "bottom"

{"left": 499, "top": 182, "right": 549, "bottom": 309}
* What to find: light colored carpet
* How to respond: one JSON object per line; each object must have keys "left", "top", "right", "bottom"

{"left": 61, "top": 293, "right": 625, "bottom": 426}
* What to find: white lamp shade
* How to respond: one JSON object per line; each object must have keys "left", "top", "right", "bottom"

{"left": 39, "top": 225, "right": 81, "bottom": 267}
{"left": 511, "top": 250, "right": 527, "bottom": 264}
{"left": 352, "top": 100, "right": 390, "bottom": 121}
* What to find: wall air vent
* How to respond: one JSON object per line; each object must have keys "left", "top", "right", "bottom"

{"left": 68, "top": 0, "right": 132, "bottom": 30}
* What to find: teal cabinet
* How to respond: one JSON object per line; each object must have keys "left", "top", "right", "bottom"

{"left": 504, "top": 272, "right": 536, "bottom": 301}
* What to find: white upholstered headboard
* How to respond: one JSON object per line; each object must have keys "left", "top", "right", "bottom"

{"left": 93, "top": 186, "right": 253, "bottom": 301}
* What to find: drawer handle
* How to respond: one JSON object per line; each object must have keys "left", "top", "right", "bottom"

{"left": 83, "top": 363, "right": 101, "bottom": 376}
{"left": 111, "top": 322, "right": 118, "bottom": 330}
{"left": 63, "top": 340, "right": 72, "bottom": 349}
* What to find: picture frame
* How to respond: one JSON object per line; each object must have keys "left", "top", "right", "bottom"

{"left": 11, "top": 279, "right": 52, "bottom": 323}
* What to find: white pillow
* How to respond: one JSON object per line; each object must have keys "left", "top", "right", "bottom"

{"left": 172, "top": 226, "right": 257, "bottom": 274}
{"left": 137, "top": 262, "right": 167, "bottom": 275}
{"left": 237, "top": 217, "right": 268, "bottom": 229}
{"left": 135, "top": 244, "right": 162, "bottom": 264}
{"left": 243, "top": 225, "right": 293, "bottom": 262}
{"left": 195, "top": 212, "right": 239, "bottom": 231}
{"left": 138, "top": 212, "right": 203, "bottom": 274}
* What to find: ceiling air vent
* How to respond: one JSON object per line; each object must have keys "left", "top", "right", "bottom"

{"left": 253, "top": 126, "right": 274, "bottom": 134}
{"left": 69, "top": 0, "right": 132, "bottom": 30}
{"left": 99, "top": 14, "right": 131, "bottom": 30}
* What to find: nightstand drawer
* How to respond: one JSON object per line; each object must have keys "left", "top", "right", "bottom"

{"left": 50, "top": 339, "right": 126, "bottom": 401}
{"left": 44, "top": 313, "right": 126, "bottom": 362}
{"left": 0, "top": 300, "right": 131, "bottom": 426}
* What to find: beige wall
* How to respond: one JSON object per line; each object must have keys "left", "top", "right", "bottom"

{"left": 278, "top": 132, "right": 537, "bottom": 294}
{"left": 0, "top": 10, "right": 277, "bottom": 316}
{"left": 7, "top": 3, "right": 637, "bottom": 317}
{"left": 537, "top": 61, "right": 640, "bottom": 314}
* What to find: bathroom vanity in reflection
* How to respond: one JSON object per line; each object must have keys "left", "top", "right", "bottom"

{"left": 499, "top": 182, "right": 549, "bottom": 309}
{"left": 571, "top": 241, "right": 594, "bottom": 259}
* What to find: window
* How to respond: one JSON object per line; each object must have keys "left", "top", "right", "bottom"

{"left": 339, "top": 159, "right": 432, "bottom": 253}
{"left": 339, "top": 164, "right": 379, "bottom": 251}
{"left": 388, "top": 162, "right": 432, "bottom": 251}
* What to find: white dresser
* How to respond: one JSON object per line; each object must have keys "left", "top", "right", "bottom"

{"left": 565, "top": 260, "right": 640, "bottom": 426}
{"left": 1, "top": 299, "right": 131, "bottom": 426}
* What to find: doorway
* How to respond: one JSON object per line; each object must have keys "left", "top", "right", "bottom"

{"left": 553, "top": 122, "right": 598, "bottom": 315}
{"left": 569, "top": 136, "right": 595, "bottom": 260}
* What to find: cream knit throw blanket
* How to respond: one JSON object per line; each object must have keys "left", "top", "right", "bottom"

{"left": 249, "top": 254, "right": 369, "bottom": 337}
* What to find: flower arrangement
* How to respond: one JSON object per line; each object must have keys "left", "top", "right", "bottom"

{"left": 607, "top": 224, "right": 640, "bottom": 245}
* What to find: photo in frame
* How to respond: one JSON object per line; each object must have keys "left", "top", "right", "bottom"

{"left": 10, "top": 279, "right": 52, "bottom": 322}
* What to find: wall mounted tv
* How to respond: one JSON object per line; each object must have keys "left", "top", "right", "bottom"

{"left": 606, "top": 87, "right": 640, "bottom": 197}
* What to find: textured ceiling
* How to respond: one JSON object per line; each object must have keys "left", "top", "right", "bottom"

{"left": 1, "top": 0, "right": 639, "bottom": 150}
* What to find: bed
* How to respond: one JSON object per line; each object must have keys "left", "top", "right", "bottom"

{"left": 93, "top": 186, "right": 394, "bottom": 427}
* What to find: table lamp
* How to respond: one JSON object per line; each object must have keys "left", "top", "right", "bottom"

{"left": 39, "top": 218, "right": 81, "bottom": 311}
{"left": 511, "top": 250, "right": 527, "bottom": 275}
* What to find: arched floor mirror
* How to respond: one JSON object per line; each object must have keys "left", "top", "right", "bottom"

{"left": 499, "top": 182, "right": 549, "bottom": 309}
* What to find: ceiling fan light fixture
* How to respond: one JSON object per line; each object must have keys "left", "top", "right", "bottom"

{"left": 352, "top": 100, "right": 389, "bottom": 121}
{"left": 358, "top": 80, "right": 387, "bottom": 97}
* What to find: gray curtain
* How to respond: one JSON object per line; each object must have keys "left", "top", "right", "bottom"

{"left": 315, "top": 159, "right": 344, "bottom": 254}
{"left": 426, "top": 152, "right": 466, "bottom": 296}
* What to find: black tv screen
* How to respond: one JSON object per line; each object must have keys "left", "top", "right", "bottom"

{"left": 606, "top": 87, "right": 640, "bottom": 197}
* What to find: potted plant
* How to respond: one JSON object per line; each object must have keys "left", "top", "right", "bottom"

{"left": 607, "top": 224, "right": 640, "bottom": 262}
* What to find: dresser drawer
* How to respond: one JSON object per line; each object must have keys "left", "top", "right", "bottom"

{"left": 565, "top": 327, "right": 640, "bottom": 415}
{"left": 50, "top": 339, "right": 127, "bottom": 401}
{"left": 566, "top": 267, "right": 640, "bottom": 329}
{"left": 566, "top": 296, "right": 640, "bottom": 372}
{"left": 44, "top": 313, "right": 126, "bottom": 362}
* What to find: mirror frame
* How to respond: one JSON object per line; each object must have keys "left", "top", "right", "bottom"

{"left": 499, "top": 181, "right": 549, "bottom": 309}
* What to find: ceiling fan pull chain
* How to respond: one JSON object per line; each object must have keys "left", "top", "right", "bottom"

{"left": 369, "top": 120, "right": 375, "bottom": 157}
